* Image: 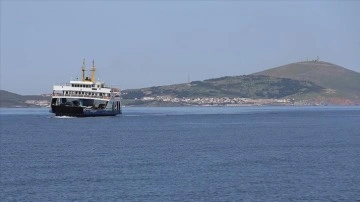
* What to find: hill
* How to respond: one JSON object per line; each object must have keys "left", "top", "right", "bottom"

{"left": 122, "top": 75, "right": 324, "bottom": 105}
{"left": 0, "top": 90, "right": 28, "bottom": 107}
{"left": 0, "top": 90, "right": 50, "bottom": 108}
{"left": 253, "top": 61, "right": 360, "bottom": 102}
{"left": 123, "top": 60, "right": 359, "bottom": 106}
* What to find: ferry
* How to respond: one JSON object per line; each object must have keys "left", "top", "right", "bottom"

{"left": 50, "top": 59, "right": 122, "bottom": 117}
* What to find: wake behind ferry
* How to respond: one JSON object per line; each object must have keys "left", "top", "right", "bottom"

{"left": 50, "top": 60, "right": 122, "bottom": 117}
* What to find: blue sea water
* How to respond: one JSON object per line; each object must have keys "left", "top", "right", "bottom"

{"left": 1, "top": 106, "right": 359, "bottom": 201}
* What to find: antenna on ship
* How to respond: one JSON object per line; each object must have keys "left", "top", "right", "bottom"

{"left": 90, "top": 59, "right": 96, "bottom": 82}
{"left": 82, "top": 58, "right": 86, "bottom": 81}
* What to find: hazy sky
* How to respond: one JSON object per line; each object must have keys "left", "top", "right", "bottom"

{"left": 1, "top": 1, "right": 359, "bottom": 95}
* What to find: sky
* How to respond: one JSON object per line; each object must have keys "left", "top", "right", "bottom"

{"left": 1, "top": 1, "right": 359, "bottom": 95}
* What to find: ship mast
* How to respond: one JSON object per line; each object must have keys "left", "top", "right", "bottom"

{"left": 90, "top": 59, "right": 96, "bottom": 82}
{"left": 81, "top": 58, "right": 86, "bottom": 81}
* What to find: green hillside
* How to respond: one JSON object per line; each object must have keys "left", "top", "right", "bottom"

{"left": 0, "top": 90, "right": 29, "bottom": 107}
{"left": 123, "top": 75, "right": 323, "bottom": 100}
{"left": 253, "top": 61, "right": 360, "bottom": 100}
{"left": 0, "top": 90, "right": 48, "bottom": 108}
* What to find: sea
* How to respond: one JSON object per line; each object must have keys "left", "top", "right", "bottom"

{"left": 1, "top": 106, "right": 359, "bottom": 201}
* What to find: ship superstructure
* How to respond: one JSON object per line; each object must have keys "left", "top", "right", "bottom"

{"left": 50, "top": 60, "right": 121, "bottom": 117}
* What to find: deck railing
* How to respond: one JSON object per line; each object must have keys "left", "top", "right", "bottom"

{"left": 52, "top": 93, "right": 115, "bottom": 99}
{"left": 54, "top": 83, "right": 117, "bottom": 89}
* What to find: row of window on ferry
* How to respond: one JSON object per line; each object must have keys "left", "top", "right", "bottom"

{"left": 64, "top": 91, "right": 110, "bottom": 97}
{"left": 71, "top": 84, "right": 104, "bottom": 88}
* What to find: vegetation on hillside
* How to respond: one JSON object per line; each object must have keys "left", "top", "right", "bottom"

{"left": 0, "top": 90, "right": 47, "bottom": 108}
{"left": 123, "top": 75, "right": 323, "bottom": 100}
{"left": 253, "top": 61, "right": 360, "bottom": 100}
